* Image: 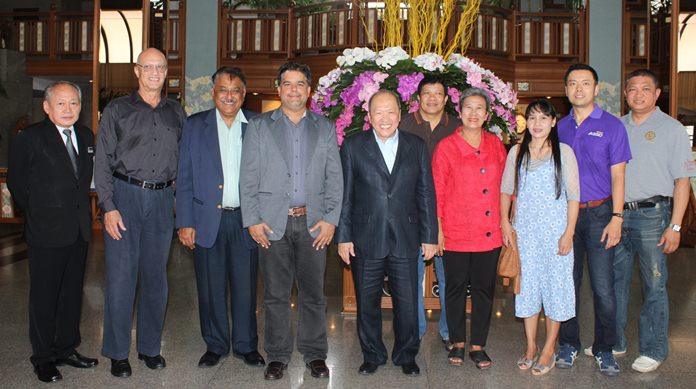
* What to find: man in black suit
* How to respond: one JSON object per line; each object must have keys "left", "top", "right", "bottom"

{"left": 7, "top": 81, "right": 97, "bottom": 383}
{"left": 336, "top": 90, "right": 438, "bottom": 376}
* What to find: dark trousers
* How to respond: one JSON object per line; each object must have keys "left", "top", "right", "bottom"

{"left": 28, "top": 236, "right": 88, "bottom": 366}
{"left": 102, "top": 179, "right": 174, "bottom": 360}
{"left": 559, "top": 200, "right": 617, "bottom": 354}
{"left": 259, "top": 215, "right": 327, "bottom": 364}
{"left": 193, "top": 209, "right": 259, "bottom": 355}
{"left": 443, "top": 249, "right": 500, "bottom": 346}
{"left": 351, "top": 254, "right": 419, "bottom": 366}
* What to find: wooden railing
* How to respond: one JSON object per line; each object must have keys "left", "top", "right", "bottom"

{"left": 220, "top": 1, "right": 587, "bottom": 63}
{"left": 0, "top": 6, "right": 93, "bottom": 60}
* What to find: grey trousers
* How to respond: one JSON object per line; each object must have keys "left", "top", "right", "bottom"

{"left": 102, "top": 179, "right": 174, "bottom": 360}
{"left": 259, "top": 215, "right": 328, "bottom": 364}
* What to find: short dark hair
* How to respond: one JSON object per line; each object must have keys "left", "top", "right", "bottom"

{"left": 625, "top": 68, "right": 659, "bottom": 88}
{"left": 211, "top": 66, "right": 247, "bottom": 86}
{"left": 368, "top": 89, "right": 401, "bottom": 112}
{"left": 564, "top": 63, "right": 599, "bottom": 85}
{"left": 277, "top": 62, "right": 312, "bottom": 85}
{"left": 44, "top": 81, "right": 82, "bottom": 102}
{"left": 417, "top": 74, "right": 447, "bottom": 96}
{"left": 459, "top": 87, "right": 491, "bottom": 112}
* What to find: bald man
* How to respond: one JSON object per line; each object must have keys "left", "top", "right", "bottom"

{"left": 95, "top": 48, "right": 187, "bottom": 378}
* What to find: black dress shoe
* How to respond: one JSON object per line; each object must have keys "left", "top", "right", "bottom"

{"left": 56, "top": 351, "right": 98, "bottom": 368}
{"left": 358, "top": 361, "right": 378, "bottom": 375}
{"left": 401, "top": 361, "right": 420, "bottom": 375}
{"left": 138, "top": 353, "right": 166, "bottom": 369}
{"left": 110, "top": 359, "right": 131, "bottom": 378}
{"left": 198, "top": 351, "right": 221, "bottom": 367}
{"left": 234, "top": 350, "right": 265, "bottom": 366}
{"left": 34, "top": 362, "right": 62, "bottom": 383}
{"left": 306, "top": 359, "right": 330, "bottom": 378}
{"left": 264, "top": 361, "right": 287, "bottom": 380}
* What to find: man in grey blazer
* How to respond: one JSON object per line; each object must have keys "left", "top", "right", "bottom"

{"left": 240, "top": 62, "right": 343, "bottom": 380}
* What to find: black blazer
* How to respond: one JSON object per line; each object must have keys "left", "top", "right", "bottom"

{"left": 336, "top": 130, "right": 438, "bottom": 259}
{"left": 7, "top": 119, "right": 94, "bottom": 247}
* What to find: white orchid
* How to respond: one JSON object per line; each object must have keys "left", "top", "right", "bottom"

{"left": 375, "top": 46, "right": 409, "bottom": 69}
{"left": 414, "top": 53, "right": 445, "bottom": 71}
{"left": 336, "top": 47, "right": 376, "bottom": 67}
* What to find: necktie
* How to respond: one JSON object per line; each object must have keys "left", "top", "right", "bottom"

{"left": 63, "top": 128, "right": 79, "bottom": 178}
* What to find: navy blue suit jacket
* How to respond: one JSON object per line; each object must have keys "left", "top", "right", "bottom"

{"left": 176, "top": 108, "right": 257, "bottom": 248}
{"left": 335, "top": 130, "right": 438, "bottom": 259}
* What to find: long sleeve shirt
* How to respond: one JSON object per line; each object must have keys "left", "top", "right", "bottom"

{"left": 94, "top": 91, "right": 186, "bottom": 212}
{"left": 432, "top": 129, "right": 507, "bottom": 252}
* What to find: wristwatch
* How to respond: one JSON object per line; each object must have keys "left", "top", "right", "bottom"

{"left": 669, "top": 223, "right": 681, "bottom": 232}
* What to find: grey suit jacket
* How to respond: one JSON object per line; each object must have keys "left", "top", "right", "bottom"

{"left": 240, "top": 108, "right": 343, "bottom": 240}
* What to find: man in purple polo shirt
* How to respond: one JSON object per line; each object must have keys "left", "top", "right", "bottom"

{"left": 555, "top": 64, "right": 632, "bottom": 377}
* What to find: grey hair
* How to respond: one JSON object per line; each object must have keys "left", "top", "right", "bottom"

{"left": 44, "top": 81, "right": 82, "bottom": 102}
{"left": 459, "top": 87, "right": 491, "bottom": 112}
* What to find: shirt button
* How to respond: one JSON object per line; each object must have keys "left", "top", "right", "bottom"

{"left": 217, "top": 204, "right": 222, "bottom": 209}
{"left": 485, "top": 211, "right": 491, "bottom": 216}
{"left": 152, "top": 169, "right": 155, "bottom": 172}
{"left": 482, "top": 188, "right": 488, "bottom": 194}
{"left": 480, "top": 168, "right": 486, "bottom": 174}
{"left": 219, "top": 184, "right": 223, "bottom": 189}
{"left": 486, "top": 231, "right": 492, "bottom": 237}
{"left": 475, "top": 150, "right": 481, "bottom": 155}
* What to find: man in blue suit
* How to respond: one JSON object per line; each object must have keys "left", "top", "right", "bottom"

{"left": 176, "top": 67, "right": 265, "bottom": 368}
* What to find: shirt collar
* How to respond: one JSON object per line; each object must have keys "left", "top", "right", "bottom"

{"left": 215, "top": 108, "right": 247, "bottom": 128}
{"left": 373, "top": 128, "right": 399, "bottom": 144}
{"left": 414, "top": 110, "right": 448, "bottom": 127}
{"left": 628, "top": 106, "right": 660, "bottom": 126}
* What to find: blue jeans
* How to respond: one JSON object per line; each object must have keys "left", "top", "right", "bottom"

{"left": 614, "top": 202, "right": 670, "bottom": 361}
{"left": 418, "top": 253, "right": 448, "bottom": 340}
{"left": 559, "top": 200, "right": 617, "bottom": 355}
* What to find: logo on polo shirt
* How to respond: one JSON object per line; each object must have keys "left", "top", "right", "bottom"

{"left": 587, "top": 131, "right": 604, "bottom": 137}
{"left": 645, "top": 131, "right": 656, "bottom": 141}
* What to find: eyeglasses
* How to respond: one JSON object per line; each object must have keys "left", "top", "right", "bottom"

{"left": 136, "top": 63, "right": 167, "bottom": 73}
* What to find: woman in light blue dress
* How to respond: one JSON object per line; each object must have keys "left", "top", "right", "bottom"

{"left": 500, "top": 99, "right": 580, "bottom": 376}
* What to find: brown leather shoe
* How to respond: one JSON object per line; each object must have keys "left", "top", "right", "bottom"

{"left": 264, "top": 361, "right": 287, "bottom": 380}
{"left": 306, "top": 359, "right": 329, "bottom": 378}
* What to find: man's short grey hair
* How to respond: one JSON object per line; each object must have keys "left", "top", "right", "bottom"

{"left": 44, "top": 81, "right": 82, "bottom": 102}
{"left": 459, "top": 87, "right": 490, "bottom": 112}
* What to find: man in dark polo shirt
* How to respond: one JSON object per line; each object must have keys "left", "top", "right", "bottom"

{"left": 556, "top": 63, "right": 632, "bottom": 376}
{"left": 95, "top": 48, "right": 187, "bottom": 378}
{"left": 399, "top": 74, "right": 459, "bottom": 349}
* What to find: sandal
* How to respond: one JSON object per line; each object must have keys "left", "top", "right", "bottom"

{"left": 469, "top": 350, "right": 492, "bottom": 370}
{"left": 448, "top": 347, "right": 465, "bottom": 366}
{"left": 442, "top": 338, "right": 454, "bottom": 352}
{"left": 517, "top": 354, "right": 535, "bottom": 370}
{"left": 531, "top": 354, "right": 555, "bottom": 376}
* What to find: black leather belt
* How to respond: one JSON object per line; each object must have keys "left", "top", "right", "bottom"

{"left": 624, "top": 195, "right": 671, "bottom": 211}
{"left": 113, "top": 172, "right": 173, "bottom": 190}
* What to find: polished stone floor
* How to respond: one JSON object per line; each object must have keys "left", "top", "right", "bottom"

{"left": 1, "top": 228, "right": 695, "bottom": 388}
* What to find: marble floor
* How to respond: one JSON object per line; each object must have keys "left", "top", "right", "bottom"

{"left": 1, "top": 228, "right": 695, "bottom": 389}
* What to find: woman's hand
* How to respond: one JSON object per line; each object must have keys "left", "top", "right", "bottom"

{"left": 437, "top": 225, "right": 445, "bottom": 256}
{"left": 558, "top": 231, "right": 574, "bottom": 256}
{"left": 501, "top": 219, "right": 515, "bottom": 247}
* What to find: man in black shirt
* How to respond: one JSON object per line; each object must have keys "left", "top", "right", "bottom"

{"left": 95, "top": 47, "right": 186, "bottom": 378}
{"left": 399, "top": 74, "right": 459, "bottom": 350}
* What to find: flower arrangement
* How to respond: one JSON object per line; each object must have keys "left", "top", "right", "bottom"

{"left": 311, "top": 46, "right": 518, "bottom": 145}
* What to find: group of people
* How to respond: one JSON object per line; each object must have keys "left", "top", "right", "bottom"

{"left": 6, "top": 45, "right": 694, "bottom": 384}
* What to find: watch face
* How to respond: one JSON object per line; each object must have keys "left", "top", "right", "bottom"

{"left": 671, "top": 224, "right": 681, "bottom": 232}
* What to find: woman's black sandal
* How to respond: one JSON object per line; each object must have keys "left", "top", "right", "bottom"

{"left": 469, "top": 350, "right": 492, "bottom": 369}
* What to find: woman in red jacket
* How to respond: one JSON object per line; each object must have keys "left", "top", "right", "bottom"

{"left": 431, "top": 87, "right": 507, "bottom": 369}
